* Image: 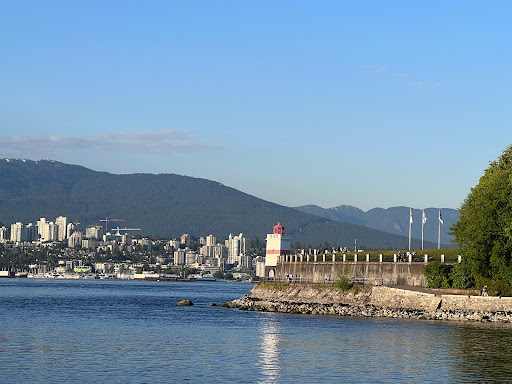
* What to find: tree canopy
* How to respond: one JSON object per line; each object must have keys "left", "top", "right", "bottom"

{"left": 451, "top": 144, "right": 512, "bottom": 293}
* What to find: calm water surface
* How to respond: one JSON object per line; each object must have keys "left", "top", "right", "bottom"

{"left": 1, "top": 279, "right": 512, "bottom": 383}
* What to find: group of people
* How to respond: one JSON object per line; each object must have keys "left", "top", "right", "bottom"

{"left": 396, "top": 250, "right": 417, "bottom": 262}
{"left": 332, "top": 246, "right": 350, "bottom": 253}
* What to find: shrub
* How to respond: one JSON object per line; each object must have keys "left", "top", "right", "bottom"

{"left": 335, "top": 269, "right": 353, "bottom": 291}
{"left": 423, "top": 261, "right": 452, "bottom": 288}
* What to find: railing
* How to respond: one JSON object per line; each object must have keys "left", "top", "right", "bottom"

{"left": 277, "top": 253, "right": 461, "bottom": 264}
{"left": 263, "top": 276, "right": 395, "bottom": 285}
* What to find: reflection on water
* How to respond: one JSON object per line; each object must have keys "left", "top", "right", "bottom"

{"left": 448, "top": 323, "right": 512, "bottom": 383}
{"left": 258, "top": 313, "right": 281, "bottom": 383}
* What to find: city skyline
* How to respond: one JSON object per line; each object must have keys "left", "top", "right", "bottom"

{"left": 1, "top": 1, "right": 511, "bottom": 210}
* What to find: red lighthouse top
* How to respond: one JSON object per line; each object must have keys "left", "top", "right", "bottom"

{"left": 273, "top": 222, "right": 285, "bottom": 234}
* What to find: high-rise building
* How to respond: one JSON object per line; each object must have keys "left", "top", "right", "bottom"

{"left": 85, "top": 225, "right": 103, "bottom": 239}
{"left": 206, "top": 235, "right": 216, "bottom": 247}
{"left": 10, "top": 222, "right": 37, "bottom": 242}
{"left": 180, "top": 234, "right": 191, "bottom": 246}
{"left": 227, "top": 233, "right": 246, "bottom": 266}
{"left": 25, "top": 223, "right": 37, "bottom": 242}
{"left": 66, "top": 222, "right": 76, "bottom": 239}
{"left": 174, "top": 249, "right": 186, "bottom": 265}
{"left": 48, "top": 222, "right": 57, "bottom": 242}
{"left": 0, "top": 226, "right": 8, "bottom": 242}
{"left": 200, "top": 235, "right": 217, "bottom": 257}
{"left": 214, "top": 243, "right": 226, "bottom": 259}
{"left": 10, "top": 222, "right": 24, "bottom": 242}
{"left": 68, "top": 231, "right": 84, "bottom": 248}
{"left": 55, "top": 216, "right": 68, "bottom": 241}
{"left": 37, "top": 218, "right": 56, "bottom": 242}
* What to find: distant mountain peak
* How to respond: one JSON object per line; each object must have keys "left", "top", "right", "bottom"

{"left": 294, "top": 204, "right": 457, "bottom": 247}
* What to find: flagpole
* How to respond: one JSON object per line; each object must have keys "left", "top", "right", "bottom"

{"left": 409, "top": 207, "right": 412, "bottom": 251}
{"left": 421, "top": 209, "right": 424, "bottom": 251}
{"left": 438, "top": 209, "right": 441, "bottom": 250}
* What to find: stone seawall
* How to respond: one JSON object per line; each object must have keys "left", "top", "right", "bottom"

{"left": 222, "top": 283, "right": 512, "bottom": 323}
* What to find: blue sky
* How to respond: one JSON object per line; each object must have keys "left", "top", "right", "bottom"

{"left": 1, "top": 1, "right": 510, "bottom": 210}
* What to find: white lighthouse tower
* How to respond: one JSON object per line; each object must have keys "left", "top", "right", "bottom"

{"left": 265, "top": 222, "right": 291, "bottom": 278}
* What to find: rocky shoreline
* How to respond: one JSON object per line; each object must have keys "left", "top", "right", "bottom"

{"left": 221, "top": 283, "right": 512, "bottom": 323}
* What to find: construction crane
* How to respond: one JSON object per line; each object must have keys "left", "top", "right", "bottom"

{"left": 99, "top": 217, "right": 125, "bottom": 233}
{"left": 111, "top": 227, "right": 141, "bottom": 237}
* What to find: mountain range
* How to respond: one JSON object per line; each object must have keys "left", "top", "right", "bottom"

{"left": 294, "top": 205, "right": 458, "bottom": 246}
{"left": 0, "top": 158, "right": 452, "bottom": 249}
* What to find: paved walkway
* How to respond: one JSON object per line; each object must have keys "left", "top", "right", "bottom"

{"left": 394, "top": 285, "right": 480, "bottom": 296}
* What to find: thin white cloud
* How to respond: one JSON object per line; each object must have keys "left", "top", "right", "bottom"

{"left": 361, "top": 65, "right": 444, "bottom": 90}
{"left": 412, "top": 81, "right": 442, "bottom": 89}
{"left": 361, "top": 65, "right": 386, "bottom": 73}
{"left": 0, "top": 130, "right": 222, "bottom": 157}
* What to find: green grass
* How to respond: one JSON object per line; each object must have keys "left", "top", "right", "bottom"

{"left": 256, "top": 281, "right": 290, "bottom": 290}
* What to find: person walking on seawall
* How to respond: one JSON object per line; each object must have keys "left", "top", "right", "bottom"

{"left": 482, "top": 285, "right": 488, "bottom": 296}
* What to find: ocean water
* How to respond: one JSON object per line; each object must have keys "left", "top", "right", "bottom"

{"left": 1, "top": 279, "right": 512, "bottom": 383}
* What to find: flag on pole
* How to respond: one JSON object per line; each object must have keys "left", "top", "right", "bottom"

{"left": 422, "top": 210, "right": 427, "bottom": 224}
{"left": 439, "top": 210, "right": 444, "bottom": 225}
{"left": 410, "top": 208, "right": 413, "bottom": 224}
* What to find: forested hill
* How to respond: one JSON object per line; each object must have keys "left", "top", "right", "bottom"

{"left": 0, "top": 159, "right": 441, "bottom": 249}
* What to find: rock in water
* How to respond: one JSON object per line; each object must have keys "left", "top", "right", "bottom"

{"left": 177, "top": 299, "right": 194, "bottom": 306}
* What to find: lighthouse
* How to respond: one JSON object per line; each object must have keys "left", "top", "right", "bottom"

{"left": 265, "top": 222, "right": 291, "bottom": 278}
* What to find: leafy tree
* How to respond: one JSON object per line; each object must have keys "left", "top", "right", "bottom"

{"left": 450, "top": 263, "right": 475, "bottom": 289}
{"left": 451, "top": 144, "right": 512, "bottom": 291}
{"left": 213, "top": 271, "right": 224, "bottom": 279}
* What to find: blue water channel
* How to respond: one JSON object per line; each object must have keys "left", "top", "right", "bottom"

{"left": 1, "top": 279, "right": 512, "bottom": 383}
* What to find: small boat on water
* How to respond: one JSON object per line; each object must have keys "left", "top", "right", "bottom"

{"left": 15, "top": 272, "right": 28, "bottom": 278}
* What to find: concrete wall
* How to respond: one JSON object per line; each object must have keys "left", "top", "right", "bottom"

{"left": 270, "top": 262, "right": 428, "bottom": 287}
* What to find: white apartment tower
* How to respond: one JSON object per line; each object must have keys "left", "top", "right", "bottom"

{"left": 10, "top": 222, "right": 24, "bottom": 242}
{"left": 37, "top": 218, "right": 56, "bottom": 242}
{"left": 206, "top": 235, "right": 216, "bottom": 247}
{"left": 66, "top": 222, "right": 76, "bottom": 239}
{"left": 227, "top": 233, "right": 246, "bottom": 266}
{"left": 55, "top": 216, "right": 68, "bottom": 241}
{"left": 68, "top": 231, "right": 84, "bottom": 248}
